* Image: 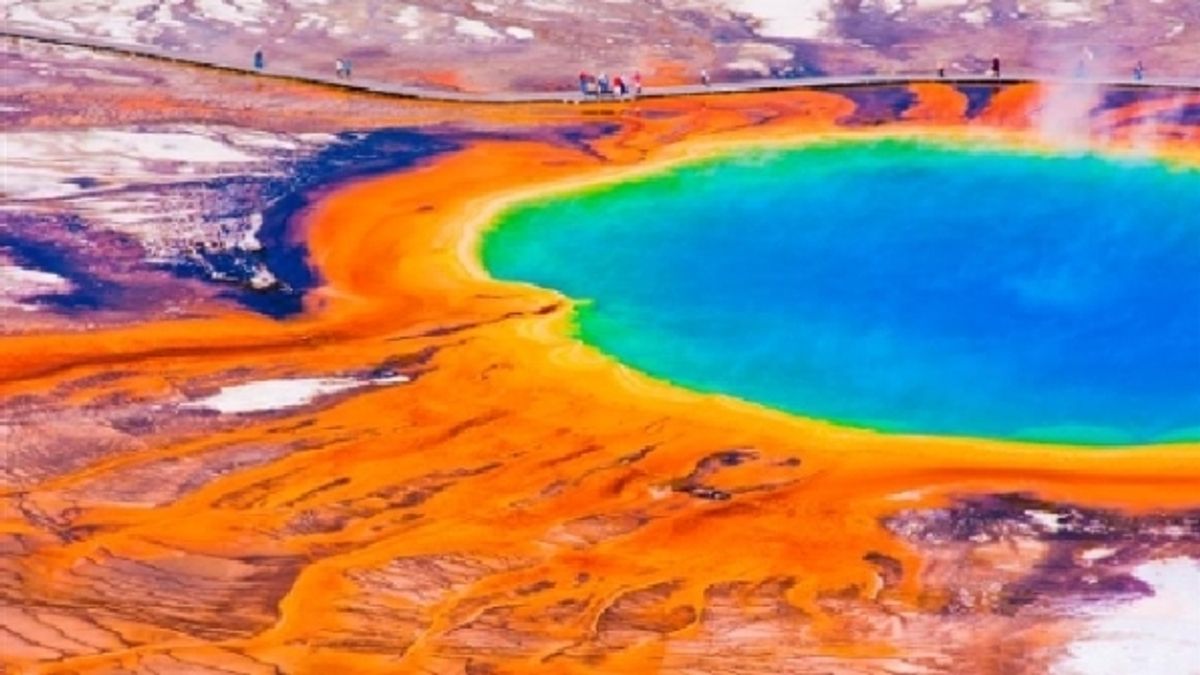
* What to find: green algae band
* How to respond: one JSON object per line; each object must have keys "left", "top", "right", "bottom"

{"left": 483, "top": 140, "right": 1200, "bottom": 445}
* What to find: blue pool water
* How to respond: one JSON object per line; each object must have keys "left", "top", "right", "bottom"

{"left": 482, "top": 140, "right": 1200, "bottom": 444}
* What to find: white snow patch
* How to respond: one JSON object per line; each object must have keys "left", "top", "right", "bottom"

{"left": 181, "top": 375, "right": 409, "bottom": 414}
{"left": 6, "top": 0, "right": 181, "bottom": 41}
{"left": 5, "top": 129, "right": 256, "bottom": 165}
{"left": 217, "top": 129, "right": 300, "bottom": 151}
{"left": 738, "top": 41, "right": 793, "bottom": 62}
{"left": 473, "top": 1, "right": 499, "bottom": 13}
{"left": 1042, "top": 0, "right": 1096, "bottom": 25}
{"left": 4, "top": 5, "right": 78, "bottom": 37}
{"left": 0, "top": 128, "right": 289, "bottom": 200}
{"left": 296, "top": 12, "right": 330, "bottom": 31}
{"left": 522, "top": 0, "right": 577, "bottom": 11}
{"left": 0, "top": 266, "right": 71, "bottom": 291}
{"left": 150, "top": 3, "right": 184, "bottom": 30}
{"left": 725, "top": 59, "right": 770, "bottom": 75}
{"left": 247, "top": 266, "right": 277, "bottom": 290}
{"left": 1044, "top": 0, "right": 1087, "bottom": 17}
{"left": 1026, "top": 510, "right": 1064, "bottom": 532}
{"left": 960, "top": 6, "right": 991, "bottom": 25}
{"left": 193, "top": 0, "right": 268, "bottom": 26}
{"left": 393, "top": 5, "right": 422, "bottom": 27}
{"left": 1079, "top": 547, "right": 1117, "bottom": 563}
{"left": 505, "top": 25, "right": 535, "bottom": 39}
{"left": 726, "top": 0, "right": 832, "bottom": 39}
{"left": 0, "top": 265, "right": 72, "bottom": 311}
{"left": 913, "top": 0, "right": 971, "bottom": 8}
{"left": 1053, "top": 558, "right": 1200, "bottom": 675}
{"left": 456, "top": 16, "right": 502, "bottom": 39}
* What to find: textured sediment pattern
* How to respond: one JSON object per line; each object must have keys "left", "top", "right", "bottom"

{"left": 3, "top": 73, "right": 1200, "bottom": 674}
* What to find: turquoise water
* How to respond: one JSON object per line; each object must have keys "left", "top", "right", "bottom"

{"left": 482, "top": 140, "right": 1200, "bottom": 444}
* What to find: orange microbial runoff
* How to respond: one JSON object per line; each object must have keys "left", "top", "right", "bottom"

{"left": 4, "top": 84, "right": 1200, "bottom": 674}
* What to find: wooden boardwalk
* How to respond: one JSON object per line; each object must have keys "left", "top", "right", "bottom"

{"left": 6, "top": 27, "right": 1200, "bottom": 104}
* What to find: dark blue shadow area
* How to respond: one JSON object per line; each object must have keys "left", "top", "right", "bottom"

{"left": 1106, "top": 102, "right": 1200, "bottom": 131}
{"left": 551, "top": 123, "right": 622, "bottom": 160}
{"left": 64, "top": 176, "right": 102, "bottom": 189}
{"left": 1097, "top": 88, "right": 1178, "bottom": 113}
{"left": 1146, "top": 103, "right": 1200, "bottom": 126}
{"left": 0, "top": 216, "right": 126, "bottom": 312}
{"left": 171, "top": 123, "right": 621, "bottom": 318}
{"left": 172, "top": 128, "right": 465, "bottom": 317}
{"left": 834, "top": 86, "right": 917, "bottom": 125}
{"left": 3, "top": 123, "right": 621, "bottom": 320}
{"left": 958, "top": 85, "right": 1000, "bottom": 119}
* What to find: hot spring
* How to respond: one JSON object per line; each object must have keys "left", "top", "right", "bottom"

{"left": 482, "top": 139, "right": 1200, "bottom": 444}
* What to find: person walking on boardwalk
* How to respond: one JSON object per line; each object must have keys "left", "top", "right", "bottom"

{"left": 1074, "top": 46, "right": 1094, "bottom": 79}
{"left": 253, "top": 46, "right": 264, "bottom": 71}
{"left": 937, "top": 62, "right": 945, "bottom": 78}
{"left": 701, "top": 69, "right": 710, "bottom": 86}
{"left": 633, "top": 70, "right": 643, "bottom": 96}
{"left": 344, "top": 57, "right": 352, "bottom": 78}
{"left": 579, "top": 70, "right": 590, "bottom": 96}
{"left": 613, "top": 74, "right": 626, "bottom": 98}
{"left": 335, "top": 58, "right": 345, "bottom": 79}
{"left": 1134, "top": 60, "right": 1145, "bottom": 81}
{"left": 990, "top": 55, "right": 1000, "bottom": 78}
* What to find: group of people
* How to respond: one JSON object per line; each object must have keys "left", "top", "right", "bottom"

{"left": 933, "top": 54, "right": 1146, "bottom": 81}
{"left": 253, "top": 48, "right": 353, "bottom": 79}
{"left": 578, "top": 71, "right": 642, "bottom": 98}
{"left": 248, "top": 48, "right": 1156, "bottom": 94}
{"left": 934, "top": 57, "right": 999, "bottom": 79}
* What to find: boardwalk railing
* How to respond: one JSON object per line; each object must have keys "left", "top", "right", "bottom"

{"left": 6, "top": 27, "right": 1200, "bottom": 104}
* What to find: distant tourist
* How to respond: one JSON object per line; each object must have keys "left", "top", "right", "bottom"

{"left": 579, "top": 70, "right": 590, "bottom": 95}
{"left": 335, "top": 58, "right": 345, "bottom": 79}
{"left": 701, "top": 69, "right": 710, "bottom": 86}
{"left": 598, "top": 73, "right": 611, "bottom": 96}
{"left": 937, "top": 62, "right": 945, "bottom": 78}
{"left": 253, "top": 47, "right": 264, "bottom": 71}
{"left": 344, "top": 58, "right": 352, "bottom": 79}
{"left": 1075, "top": 47, "right": 1094, "bottom": 79}
{"left": 614, "top": 75, "right": 627, "bottom": 97}
{"left": 1134, "top": 60, "right": 1145, "bottom": 81}
{"left": 990, "top": 55, "right": 1000, "bottom": 78}
{"left": 633, "top": 71, "right": 643, "bottom": 96}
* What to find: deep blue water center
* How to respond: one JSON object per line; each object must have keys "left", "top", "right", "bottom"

{"left": 482, "top": 140, "right": 1200, "bottom": 444}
